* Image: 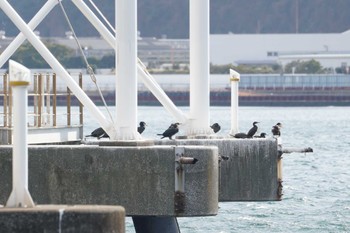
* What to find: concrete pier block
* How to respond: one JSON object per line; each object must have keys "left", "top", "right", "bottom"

{"left": 0, "top": 205, "right": 125, "bottom": 233}
{"left": 155, "top": 138, "right": 280, "bottom": 201}
{"left": 0, "top": 145, "right": 218, "bottom": 216}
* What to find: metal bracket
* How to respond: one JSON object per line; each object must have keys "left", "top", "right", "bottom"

{"left": 174, "top": 147, "right": 198, "bottom": 193}
{"left": 175, "top": 147, "right": 185, "bottom": 193}
{"left": 174, "top": 147, "right": 185, "bottom": 214}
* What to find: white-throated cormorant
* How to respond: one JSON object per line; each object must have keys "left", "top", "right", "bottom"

{"left": 138, "top": 121, "right": 147, "bottom": 134}
{"left": 272, "top": 122, "right": 282, "bottom": 137}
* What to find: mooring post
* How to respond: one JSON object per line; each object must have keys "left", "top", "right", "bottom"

{"left": 6, "top": 60, "right": 34, "bottom": 208}
{"left": 229, "top": 69, "right": 240, "bottom": 135}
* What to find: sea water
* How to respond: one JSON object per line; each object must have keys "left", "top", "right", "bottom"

{"left": 82, "top": 106, "right": 350, "bottom": 233}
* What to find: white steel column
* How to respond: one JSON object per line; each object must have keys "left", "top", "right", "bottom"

{"left": 115, "top": 0, "right": 140, "bottom": 140}
{"left": 0, "top": 0, "right": 58, "bottom": 68}
{"left": 72, "top": 0, "right": 187, "bottom": 124}
{"left": 188, "top": 0, "right": 212, "bottom": 135}
{"left": 229, "top": 69, "right": 240, "bottom": 135}
{"left": 0, "top": 0, "right": 114, "bottom": 137}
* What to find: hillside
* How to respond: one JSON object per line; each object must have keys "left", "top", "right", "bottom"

{"left": 0, "top": 0, "right": 350, "bottom": 38}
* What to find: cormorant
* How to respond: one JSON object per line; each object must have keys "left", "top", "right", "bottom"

{"left": 138, "top": 121, "right": 147, "bottom": 134}
{"left": 247, "top": 121, "right": 259, "bottom": 138}
{"left": 85, "top": 127, "right": 109, "bottom": 139}
{"left": 233, "top": 132, "right": 248, "bottom": 138}
{"left": 272, "top": 122, "right": 282, "bottom": 137}
{"left": 254, "top": 132, "right": 267, "bottom": 138}
{"left": 157, "top": 123, "right": 180, "bottom": 139}
{"left": 210, "top": 123, "right": 221, "bottom": 133}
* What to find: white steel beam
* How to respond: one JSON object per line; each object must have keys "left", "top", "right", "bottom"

{"left": 0, "top": 0, "right": 58, "bottom": 68}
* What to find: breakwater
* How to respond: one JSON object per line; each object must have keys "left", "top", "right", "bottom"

{"left": 2, "top": 73, "right": 349, "bottom": 106}
{"left": 1, "top": 88, "right": 349, "bottom": 107}
{"left": 74, "top": 87, "right": 350, "bottom": 106}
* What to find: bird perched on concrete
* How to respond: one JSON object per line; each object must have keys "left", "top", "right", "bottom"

{"left": 137, "top": 121, "right": 147, "bottom": 134}
{"left": 210, "top": 123, "right": 221, "bottom": 133}
{"left": 233, "top": 132, "right": 248, "bottom": 138}
{"left": 247, "top": 121, "right": 259, "bottom": 138}
{"left": 272, "top": 122, "right": 282, "bottom": 137}
{"left": 157, "top": 123, "right": 180, "bottom": 139}
{"left": 86, "top": 127, "right": 109, "bottom": 139}
{"left": 254, "top": 132, "right": 267, "bottom": 138}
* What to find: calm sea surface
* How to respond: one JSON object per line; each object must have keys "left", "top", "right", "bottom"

{"left": 82, "top": 106, "right": 350, "bottom": 233}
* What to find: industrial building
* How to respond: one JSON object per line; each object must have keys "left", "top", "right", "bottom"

{"left": 1, "top": 30, "right": 350, "bottom": 71}
{"left": 210, "top": 30, "right": 350, "bottom": 72}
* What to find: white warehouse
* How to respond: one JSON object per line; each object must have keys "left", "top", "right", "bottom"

{"left": 210, "top": 30, "right": 350, "bottom": 70}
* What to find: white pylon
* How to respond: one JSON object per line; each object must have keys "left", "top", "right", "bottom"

{"left": 6, "top": 60, "right": 34, "bottom": 208}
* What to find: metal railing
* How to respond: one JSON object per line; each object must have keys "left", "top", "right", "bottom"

{"left": 1, "top": 73, "right": 83, "bottom": 128}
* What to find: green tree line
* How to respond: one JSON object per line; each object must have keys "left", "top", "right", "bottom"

{"left": 2, "top": 43, "right": 342, "bottom": 74}
{"left": 2, "top": 42, "right": 115, "bottom": 70}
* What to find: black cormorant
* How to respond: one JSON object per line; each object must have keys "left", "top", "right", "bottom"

{"left": 86, "top": 127, "right": 109, "bottom": 139}
{"left": 247, "top": 121, "right": 259, "bottom": 138}
{"left": 210, "top": 123, "right": 221, "bottom": 133}
{"left": 254, "top": 132, "right": 267, "bottom": 138}
{"left": 272, "top": 122, "right": 282, "bottom": 137}
{"left": 157, "top": 123, "right": 180, "bottom": 139}
{"left": 233, "top": 132, "right": 248, "bottom": 138}
{"left": 138, "top": 121, "right": 147, "bottom": 134}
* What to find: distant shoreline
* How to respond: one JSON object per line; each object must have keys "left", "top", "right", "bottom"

{"left": 12, "top": 89, "right": 346, "bottom": 107}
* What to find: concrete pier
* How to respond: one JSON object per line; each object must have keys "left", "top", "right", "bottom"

{"left": 0, "top": 205, "right": 125, "bottom": 233}
{"left": 155, "top": 138, "right": 280, "bottom": 201}
{"left": 0, "top": 144, "right": 218, "bottom": 216}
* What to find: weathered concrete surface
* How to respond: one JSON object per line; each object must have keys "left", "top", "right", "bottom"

{"left": 155, "top": 138, "right": 280, "bottom": 201}
{"left": 0, "top": 205, "right": 125, "bottom": 233}
{"left": 0, "top": 145, "right": 218, "bottom": 216}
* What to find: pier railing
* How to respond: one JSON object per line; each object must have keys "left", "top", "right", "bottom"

{"left": 0, "top": 72, "right": 84, "bottom": 144}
